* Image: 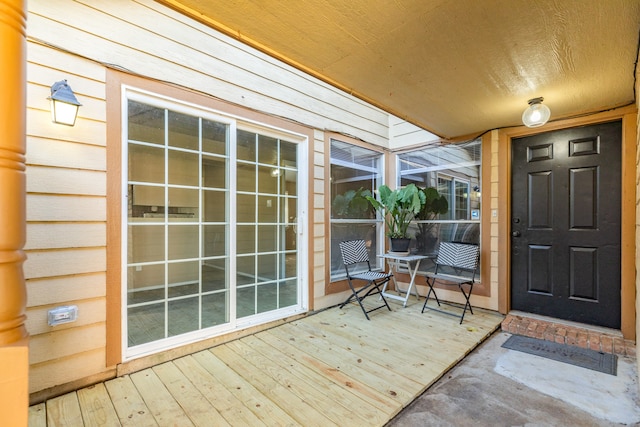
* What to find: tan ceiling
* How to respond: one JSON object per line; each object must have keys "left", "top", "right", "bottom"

{"left": 160, "top": 0, "right": 640, "bottom": 140}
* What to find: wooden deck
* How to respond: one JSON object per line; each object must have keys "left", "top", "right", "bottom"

{"left": 28, "top": 299, "right": 503, "bottom": 426}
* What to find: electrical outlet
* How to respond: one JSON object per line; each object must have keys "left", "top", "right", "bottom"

{"left": 48, "top": 305, "right": 78, "bottom": 326}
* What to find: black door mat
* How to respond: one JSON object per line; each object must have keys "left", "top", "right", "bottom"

{"left": 502, "top": 335, "right": 618, "bottom": 376}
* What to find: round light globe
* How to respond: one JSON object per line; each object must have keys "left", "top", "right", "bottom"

{"left": 522, "top": 98, "right": 551, "bottom": 128}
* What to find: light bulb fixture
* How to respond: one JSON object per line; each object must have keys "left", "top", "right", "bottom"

{"left": 48, "top": 80, "right": 82, "bottom": 126}
{"left": 522, "top": 97, "right": 550, "bottom": 128}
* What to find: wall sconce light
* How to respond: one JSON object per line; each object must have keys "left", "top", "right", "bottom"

{"left": 522, "top": 97, "right": 550, "bottom": 128}
{"left": 48, "top": 80, "right": 82, "bottom": 126}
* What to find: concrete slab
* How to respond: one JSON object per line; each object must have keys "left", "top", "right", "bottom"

{"left": 388, "top": 332, "right": 639, "bottom": 426}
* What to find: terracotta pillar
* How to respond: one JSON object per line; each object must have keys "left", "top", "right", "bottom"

{"left": 0, "top": 0, "right": 29, "bottom": 425}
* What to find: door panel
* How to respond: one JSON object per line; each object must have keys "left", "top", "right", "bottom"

{"left": 511, "top": 121, "right": 621, "bottom": 329}
{"left": 125, "top": 97, "right": 305, "bottom": 358}
{"left": 527, "top": 245, "right": 552, "bottom": 294}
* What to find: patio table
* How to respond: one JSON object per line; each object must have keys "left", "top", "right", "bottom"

{"left": 378, "top": 253, "right": 432, "bottom": 307}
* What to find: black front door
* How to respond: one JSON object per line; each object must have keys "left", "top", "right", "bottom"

{"left": 511, "top": 121, "right": 621, "bottom": 329}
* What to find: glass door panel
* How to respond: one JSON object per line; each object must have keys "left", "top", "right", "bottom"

{"left": 127, "top": 99, "right": 231, "bottom": 350}
{"left": 125, "top": 95, "right": 303, "bottom": 358}
{"left": 236, "top": 129, "right": 298, "bottom": 319}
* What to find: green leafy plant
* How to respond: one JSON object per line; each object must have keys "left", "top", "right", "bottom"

{"left": 416, "top": 186, "right": 448, "bottom": 221}
{"left": 415, "top": 186, "right": 449, "bottom": 254}
{"left": 366, "top": 184, "right": 426, "bottom": 238}
{"left": 332, "top": 187, "right": 374, "bottom": 219}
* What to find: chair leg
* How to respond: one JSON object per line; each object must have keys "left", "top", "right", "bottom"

{"left": 373, "top": 279, "right": 392, "bottom": 312}
{"left": 340, "top": 278, "right": 391, "bottom": 320}
{"left": 421, "top": 277, "right": 441, "bottom": 313}
{"left": 359, "top": 279, "right": 392, "bottom": 316}
{"left": 340, "top": 279, "right": 371, "bottom": 319}
{"left": 457, "top": 282, "right": 474, "bottom": 324}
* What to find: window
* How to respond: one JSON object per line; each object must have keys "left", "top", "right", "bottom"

{"left": 437, "top": 175, "right": 470, "bottom": 220}
{"left": 329, "top": 140, "right": 384, "bottom": 278}
{"left": 397, "top": 139, "right": 481, "bottom": 255}
{"left": 124, "top": 90, "right": 307, "bottom": 358}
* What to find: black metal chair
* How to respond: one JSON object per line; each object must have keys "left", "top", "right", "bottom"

{"left": 338, "top": 240, "right": 392, "bottom": 320}
{"left": 422, "top": 242, "right": 480, "bottom": 323}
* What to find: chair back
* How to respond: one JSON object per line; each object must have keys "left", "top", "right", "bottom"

{"left": 435, "top": 242, "right": 479, "bottom": 279}
{"left": 339, "top": 240, "right": 370, "bottom": 266}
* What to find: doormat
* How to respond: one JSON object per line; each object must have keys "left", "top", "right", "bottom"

{"left": 502, "top": 335, "right": 617, "bottom": 376}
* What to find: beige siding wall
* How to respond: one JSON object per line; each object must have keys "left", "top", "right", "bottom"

{"left": 488, "top": 130, "right": 500, "bottom": 310}
{"left": 25, "top": 40, "right": 108, "bottom": 395}
{"left": 28, "top": 0, "right": 389, "bottom": 146}
{"left": 388, "top": 115, "right": 440, "bottom": 149}
{"left": 25, "top": 0, "right": 392, "bottom": 395}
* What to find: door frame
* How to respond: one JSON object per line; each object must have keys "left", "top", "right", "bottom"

{"left": 106, "top": 69, "right": 315, "bottom": 367}
{"left": 497, "top": 105, "right": 637, "bottom": 339}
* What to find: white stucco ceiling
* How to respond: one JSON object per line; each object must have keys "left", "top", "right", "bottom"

{"left": 160, "top": 0, "right": 640, "bottom": 140}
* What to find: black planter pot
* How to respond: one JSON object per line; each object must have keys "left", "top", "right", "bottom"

{"left": 389, "top": 237, "right": 411, "bottom": 253}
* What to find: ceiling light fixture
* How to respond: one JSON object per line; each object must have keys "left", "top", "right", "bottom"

{"left": 48, "top": 80, "right": 82, "bottom": 126}
{"left": 522, "top": 97, "right": 550, "bottom": 128}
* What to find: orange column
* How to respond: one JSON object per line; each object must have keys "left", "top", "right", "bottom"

{"left": 0, "top": 0, "right": 29, "bottom": 425}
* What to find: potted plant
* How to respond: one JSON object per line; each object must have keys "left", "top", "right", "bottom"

{"left": 415, "top": 186, "right": 448, "bottom": 255}
{"left": 366, "top": 183, "right": 426, "bottom": 253}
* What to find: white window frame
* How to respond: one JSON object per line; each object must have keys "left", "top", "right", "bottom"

{"left": 329, "top": 139, "right": 385, "bottom": 280}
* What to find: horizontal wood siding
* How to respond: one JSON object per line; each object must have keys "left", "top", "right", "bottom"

{"left": 26, "top": 274, "right": 106, "bottom": 308}
{"left": 25, "top": 33, "right": 108, "bottom": 396}
{"left": 389, "top": 115, "right": 440, "bottom": 149}
{"left": 29, "top": 349, "right": 114, "bottom": 398}
{"left": 28, "top": 0, "right": 389, "bottom": 146}
{"left": 26, "top": 299, "right": 106, "bottom": 337}
{"left": 25, "top": 0, "right": 393, "bottom": 396}
{"left": 26, "top": 223, "right": 106, "bottom": 250}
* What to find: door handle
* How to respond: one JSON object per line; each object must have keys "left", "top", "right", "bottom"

{"left": 512, "top": 231, "right": 521, "bottom": 237}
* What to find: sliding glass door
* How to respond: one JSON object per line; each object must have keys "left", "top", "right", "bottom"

{"left": 124, "top": 91, "right": 306, "bottom": 358}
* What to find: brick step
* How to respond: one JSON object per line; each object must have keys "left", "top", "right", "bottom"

{"left": 501, "top": 312, "right": 636, "bottom": 357}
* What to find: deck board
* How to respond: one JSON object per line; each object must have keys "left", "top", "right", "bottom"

{"left": 243, "top": 334, "right": 388, "bottom": 425}
{"left": 172, "top": 354, "right": 267, "bottom": 426}
{"left": 294, "top": 309, "right": 447, "bottom": 383}
{"left": 45, "top": 392, "right": 83, "bottom": 427}
{"left": 191, "top": 350, "right": 299, "bottom": 426}
{"left": 211, "top": 344, "right": 335, "bottom": 426}
{"left": 270, "top": 322, "right": 421, "bottom": 402}
{"left": 29, "top": 303, "right": 503, "bottom": 426}
{"left": 103, "top": 376, "right": 158, "bottom": 427}
{"left": 28, "top": 402, "right": 46, "bottom": 427}
{"left": 76, "top": 382, "right": 121, "bottom": 426}
{"left": 228, "top": 337, "right": 369, "bottom": 425}
{"left": 152, "top": 362, "right": 231, "bottom": 426}
{"left": 129, "top": 368, "right": 195, "bottom": 426}
{"left": 259, "top": 328, "right": 407, "bottom": 411}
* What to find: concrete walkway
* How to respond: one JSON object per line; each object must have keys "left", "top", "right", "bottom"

{"left": 388, "top": 331, "right": 640, "bottom": 426}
